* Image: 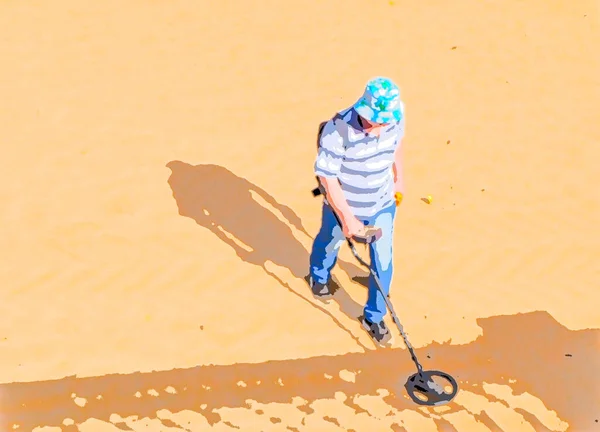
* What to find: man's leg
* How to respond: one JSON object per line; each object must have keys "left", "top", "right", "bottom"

{"left": 309, "top": 202, "right": 345, "bottom": 296}
{"left": 361, "top": 204, "right": 396, "bottom": 342}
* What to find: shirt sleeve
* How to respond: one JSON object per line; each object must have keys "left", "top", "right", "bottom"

{"left": 393, "top": 106, "right": 406, "bottom": 150}
{"left": 397, "top": 116, "right": 406, "bottom": 145}
{"left": 314, "top": 118, "right": 345, "bottom": 178}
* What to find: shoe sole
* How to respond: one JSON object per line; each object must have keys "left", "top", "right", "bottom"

{"left": 307, "top": 275, "right": 334, "bottom": 299}
{"left": 312, "top": 291, "right": 333, "bottom": 301}
{"left": 360, "top": 317, "right": 394, "bottom": 347}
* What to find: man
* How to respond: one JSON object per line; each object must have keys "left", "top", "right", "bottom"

{"left": 308, "top": 76, "right": 405, "bottom": 345}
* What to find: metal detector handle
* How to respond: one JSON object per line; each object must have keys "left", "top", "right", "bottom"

{"left": 354, "top": 226, "right": 383, "bottom": 244}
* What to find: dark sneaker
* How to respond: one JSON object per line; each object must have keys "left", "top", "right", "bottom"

{"left": 308, "top": 276, "right": 333, "bottom": 298}
{"left": 360, "top": 316, "right": 393, "bottom": 345}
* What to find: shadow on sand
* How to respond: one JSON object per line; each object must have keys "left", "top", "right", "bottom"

{"left": 1, "top": 311, "right": 598, "bottom": 431}
{"left": 165, "top": 161, "right": 370, "bottom": 345}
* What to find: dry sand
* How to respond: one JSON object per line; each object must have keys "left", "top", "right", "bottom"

{"left": 1, "top": 0, "right": 599, "bottom": 430}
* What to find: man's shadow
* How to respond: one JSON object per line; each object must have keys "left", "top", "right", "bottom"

{"left": 166, "top": 161, "right": 368, "bottom": 343}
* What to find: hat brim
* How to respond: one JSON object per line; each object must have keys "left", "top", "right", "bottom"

{"left": 354, "top": 100, "right": 402, "bottom": 124}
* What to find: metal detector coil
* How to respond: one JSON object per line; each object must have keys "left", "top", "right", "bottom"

{"left": 405, "top": 370, "right": 459, "bottom": 406}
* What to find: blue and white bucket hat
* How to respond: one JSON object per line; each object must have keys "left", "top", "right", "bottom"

{"left": 353, "top": 76, "right": 403, "bottom": 124}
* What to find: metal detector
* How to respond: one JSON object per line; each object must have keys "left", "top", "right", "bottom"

{"left": 311, "top": 181, "right": 459, "bottom": 406}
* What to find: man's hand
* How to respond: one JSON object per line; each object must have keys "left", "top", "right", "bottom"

{"left": 318, "top": 176, "right": 366, "bottom": 238}
{"left": 394, "top": 192, "right": 403, "bottom": 207}
{"left": 341, "top": 215, "right": 366, "bottom": 239}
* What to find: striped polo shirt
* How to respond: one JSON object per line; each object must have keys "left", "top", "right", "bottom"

{"left": 314, "top": 106, "right": 405, "bottom": 218}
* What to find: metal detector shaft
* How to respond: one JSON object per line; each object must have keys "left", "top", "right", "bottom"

{"left": 316, "top": 185, "right": 424, "bottom": 375}
{"left": 345, "top": 239, "right": 423, "bottom": 374}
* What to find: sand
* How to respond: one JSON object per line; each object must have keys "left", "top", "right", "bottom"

{"left": 1, "top": 0, "right": 599, "bottom": 430}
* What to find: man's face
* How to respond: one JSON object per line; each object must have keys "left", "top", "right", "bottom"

{"left": 360, "top": 115, "right": 388, "bottom": 128}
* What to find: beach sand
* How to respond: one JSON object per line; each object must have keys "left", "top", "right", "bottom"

{"left": 1, "top": 0, "right": 599, "bottom": 430}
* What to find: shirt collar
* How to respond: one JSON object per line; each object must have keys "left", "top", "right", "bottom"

{"left": 343, "top": 108, "right": 398, "bottom": 134}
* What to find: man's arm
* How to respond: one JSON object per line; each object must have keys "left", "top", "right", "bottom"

{"left": 318, "top": 176, "right": 355, "bottom": 225}
{"left": 392, "top": 141, "right": 405, "bottom": 195}
{"left": 392, "top": 115, "right": 406, "bottom": 201}
{"left": 314, "top": 120, "right": 355, "bottom": 226}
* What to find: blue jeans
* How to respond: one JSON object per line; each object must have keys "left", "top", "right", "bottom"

{"left": 309, "top": 203, "right": 396, "bottom": 323}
